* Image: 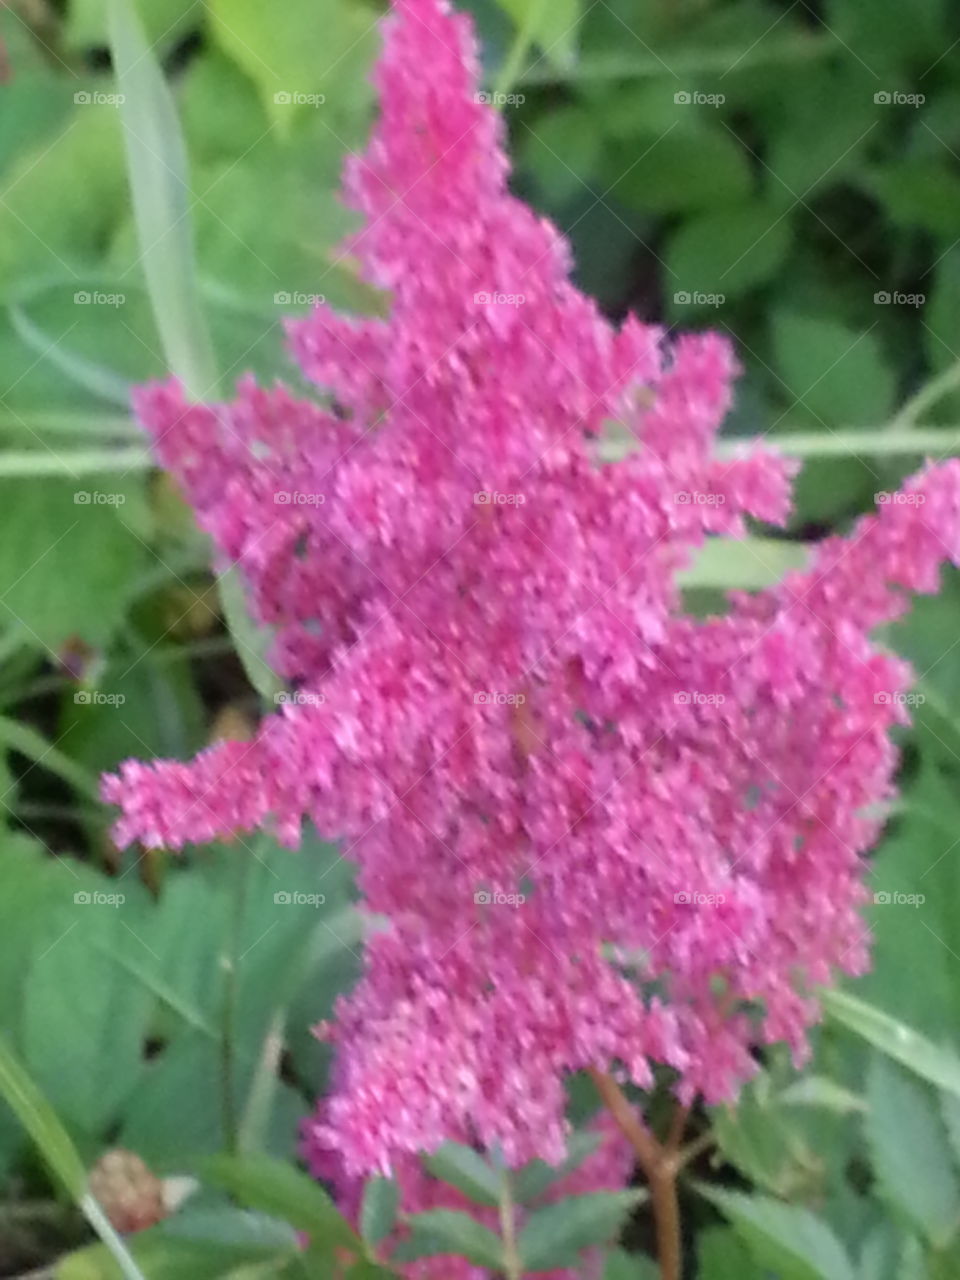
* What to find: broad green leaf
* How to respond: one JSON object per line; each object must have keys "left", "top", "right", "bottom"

{"left": 360, "top": 1176, "right": 400, "bottom": 1246}
{"left": 518, "top": 1191, "right": 642, "bottom": 1271}
{"left": 0, "top": 1035, "right": 86, "bottom": 1196}
{"left": 208, "top": 0, "right": 378, "bottom": 132}
{"left": 108, "top": 0, "right": 217, "bottom": 399}
{"left": 697, "top": 1226, "right": 757, "bottom": 1280}
{"left": 423, "top": 1142, "right": 501, "bottom": 1207}
{"left": 666, "top": 201, "right": 793, "bottom": 306}
{"left": 0, "top": 475, "right": 147, "bottom": 649}
{"left": 23, "top": 888, "right": 155, "bottom": 1133}
{"left": 607, "top": 127, "right": 752, "bottom": 216}
{"left": 204, "top": 1153, "right": 359, "bottom": 1246}
{"left": 0, "top": 105, "right": 125, "bottom": 295}
{"left": 56, "top": 1229, "right": 292, "bottom": 1280}
{"left": 697, "top": 1186, "right": 855, "bottom": 1280}
{"left": 866, "top": 1054, "right": 960, "bottom": 1247}
{"left": 604, "top": 1248, "right": 658, "bottom": 1279}
{"left": 924, "top": 249, "right": 960, "bottom": 420}
{"left": 779, "top": 1076, "right": 866, "bottom": 1114}
{"left": 822, "top": 990, "right": 960, "bottom": 1099}
{"left": 771, "top": 311, "right": 896, "bottom": 428}
{"left": 395, "top": 1209, "right": 504, "bottom": 1269}
{"left": 511, "top": 1130, "right": 602, "bottom": 1203}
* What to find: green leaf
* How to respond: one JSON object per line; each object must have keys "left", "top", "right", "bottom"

{"left": 22, "top": 888, "right": 155, "bottom": 1133}
{"left": 203, "top": 1154, "right": 359, "bottom": 1246}
{"left": 666, "top": 201, "right": 794, "bottom": 305}
{"left": 866, "top": 1054, "right": 960, "bottom": 1247}
{"left": 518, "top": 1191, "right": 642, "bottom": 1271}
{"left": 822, "top": 990, "right": 960, "bottom": 1100}
{"left": 0, "top": 1035, "right": 86, "bottom": 1197}
{"left": 607, "top": 126, "right": 752, "bottom": 216}
{"left": 360, "top": 1176, "right": 400, "bottom": 1246}
{"left": 494, "top": 0, "right": 581, "bottom": 69}
{"left": 0, "top": 474, "right": 147, "bottom": 651}
{"left": 697, "top": 1186, "right": 856, "bottom": 1280}
{"left": 108, "top": 0, "right": 218, "bottom": 399}
{"left": 217, "top": 566, "right": 283, "bottom": 703}
{"left": 207, "top": 0, "right": 378, "bottom": 132}
{"left": 697, "top": 1226, "right": 757, "bottom": 1280}
{"left": 396, "top": 1209, "right": 504, "bottom": 1269}
{"left": 771, "top": 311, "right": 896, "bottom": 428}
{"left": 604, "top": 1248, "right": 659, "bottom": 1279}
{"left": 511, "top": 1130, "right": 602, "bottom": 1203}
{"left": 423, "top": 1142, "right": 501, "bottom": 1207}
{"left": 0, "top": 105, "right": 126, "bottom": 295}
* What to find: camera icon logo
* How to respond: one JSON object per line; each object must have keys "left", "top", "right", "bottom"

{"left": 674, "top": 91, "right": 691, "bottom": 104}
{"left": 874, "top": 891, "right": 892, "bottom": 904}
{"left": 874, "top": 691, "right": 891, "bottom": 704}
{"left": 274, "top": 91, "right": 292, "bottom": 105}
{"left": 74, "top": 91, "right": 92, "bottom": 105}
{"left": 674, "top": 691, "right": 690, "bottom": 704}
{"left": 874, "top": 291, "right": 891, "bottom": 304}
{"left": 674, "top": 891, "right": 692, "bottom": 904}
{"left": 275, "top": 492, "right": 291, "bottom": 504}
{"left": 274, "top": 891, "right": 292, "bottom": 904}
{"left": 474, "top": 890, "right": 492, "bottom": 905}
{"left": 74, "top": 291, "right": 91, "bottom": 305}
{"left": 674, "top": 291, "right": 691, "bottom": 305}
{"left": 74, "top": 891, "right": 91, "bottom": 904}
{"left": 874, "top": 91, "right": 891, "bottom": 104}
{"left": 274, "top": 291, "right": 291, "bottom": 305}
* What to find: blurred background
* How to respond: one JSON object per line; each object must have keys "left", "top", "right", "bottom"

{"left": 2, "top": 0, "right": 960, "bottom": 1275}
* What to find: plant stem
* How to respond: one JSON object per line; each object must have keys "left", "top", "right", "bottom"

{"left": 588, "top": 1069, "right": 685, "bottom": 1280}
{"left": 494, "top": 0, "right": 548, "bottom": 100}
{"left": 890, "top": 358, "right": 960, "bottom": 431}
{"left": 497, "top": 1167, "right": 522, "bottom": 1280}
{"left": 220, "top": 850, "right": 249, "bottom": 1154}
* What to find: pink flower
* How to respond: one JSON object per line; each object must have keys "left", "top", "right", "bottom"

{"left": 104, "top": 0, "right": 960, "bottom": 1178}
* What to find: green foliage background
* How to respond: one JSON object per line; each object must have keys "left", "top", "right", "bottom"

{"left": 1, "top": 0, "right": 960, "bottom": 1276}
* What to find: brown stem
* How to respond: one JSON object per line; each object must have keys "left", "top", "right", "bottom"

{"left": 588, "top": 1068, "right": 684, "bottom": 1280}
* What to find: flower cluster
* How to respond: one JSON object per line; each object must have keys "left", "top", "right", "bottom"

{"left": 104, "top": 0, "right": 960, "bottom": 1186}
